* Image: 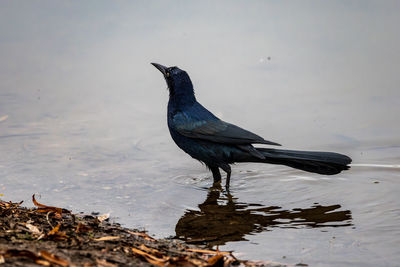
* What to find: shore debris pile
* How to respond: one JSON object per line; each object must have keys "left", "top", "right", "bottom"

{"left": 0, "top": 195, "right": 293, "bottom": 266}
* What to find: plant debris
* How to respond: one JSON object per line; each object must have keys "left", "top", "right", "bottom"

{"left": 0, "top": 196, "right": 295, "bottom": 266}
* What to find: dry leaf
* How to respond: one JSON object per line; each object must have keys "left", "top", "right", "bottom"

{"left": 127, "top": 230, "right": 156, "bottom": 241}
{"left": 39, "top": 251, "right": 69, "bottom": 267}
{"left": 3, "top": 249, "right": 51, "bottom": 266}
{"left": 97, "top": 213, "right": 110, "bottom": 222}
{"left": 35, "top": 259, "right": 51, "bottom": 266}
{"left": 0, "top": 200, "right": 23, "bottom": 210}
{"left": 47, "top": 223, "right": 68, "bottom": 240}
{"left": 186, "top": 257, "right": 207, "bottom": 266}
{"left": 138, "top": 244, "right": 164, "bottom": 257}
{"left": 32, "top": 194, "right": 69, "bottom": 215}
{"left": 48, "top": 223, "right": 61, "bottom": 235}
{"left": 24, "top": 223, "right": 42, "bottom": 235}
{"left": 94, "top": 236, "right": 120, "bottom": 241}
{"left": 143, "top": 256, "right": 167, "bottom": 267}
{"left": 96, "top": 258, "right": 118, "bottom": 267}
{"left": 186, "top": 248, "right": 230, "bottom": 255}
{"left": 131, "top": 247, "right": 168, "bottom": 264}
{"left": 4, "top": 249, "right": 38, "bottom": 259}
{"left": 207, "top": 254, "right": 224, "bottom": 266}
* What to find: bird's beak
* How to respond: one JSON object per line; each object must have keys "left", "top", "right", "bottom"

{"left": 151, "top": 62, "right": 168, "bottom": 77}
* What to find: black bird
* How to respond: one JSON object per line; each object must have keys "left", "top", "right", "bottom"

{"left": 151, "top": 63, "right": 352, "bottom": 188}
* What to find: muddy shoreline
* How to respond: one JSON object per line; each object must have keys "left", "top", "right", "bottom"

{"left": 0, "top": 196, "right": 297, "bottom": 266}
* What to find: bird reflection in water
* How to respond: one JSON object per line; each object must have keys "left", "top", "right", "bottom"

{"left": 175, "top": 185, "right": 352, "bottom": 246}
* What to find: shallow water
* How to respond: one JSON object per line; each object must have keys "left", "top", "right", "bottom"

{"left": 1, "top": 2, "right": 400, "bottom": 266}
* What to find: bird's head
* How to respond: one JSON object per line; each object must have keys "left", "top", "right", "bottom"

{"left": 151, "top": 63, "right": 196, "bottom": 105}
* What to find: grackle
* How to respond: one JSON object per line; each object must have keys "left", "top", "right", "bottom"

{"left": 151, "top": 63, "right": 351, "bottom": 188}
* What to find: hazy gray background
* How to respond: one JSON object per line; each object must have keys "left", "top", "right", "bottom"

{"left": 1, "top": 1, "right": 399, "bottom": 266}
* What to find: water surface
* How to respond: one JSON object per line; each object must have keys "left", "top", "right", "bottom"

{"left": 1, "top": 2, "right": 399, "bottom": 266}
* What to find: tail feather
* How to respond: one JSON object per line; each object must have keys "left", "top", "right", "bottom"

{"left": 252, "top": 148, "right": 352, "bottom": 175}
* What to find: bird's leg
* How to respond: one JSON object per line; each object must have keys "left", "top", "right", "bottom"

{"left": 220, "top": 164, "right": 232, "bottom": 189}
{"left": 226, "top": 171, "right": 231, "bottom": 189}
{"left": 210, "top": 166, "right": 221, "bottom": 184}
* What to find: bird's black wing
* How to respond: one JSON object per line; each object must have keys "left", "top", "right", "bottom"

{"left": 173, "top": 112, "right": 280, "bottom": 146}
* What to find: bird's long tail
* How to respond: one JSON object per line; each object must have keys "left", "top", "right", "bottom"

{"left": 250, "top": 148, "right": 352, "bottom": 175}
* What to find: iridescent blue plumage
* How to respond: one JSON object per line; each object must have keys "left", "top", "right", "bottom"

{"left": 151, "top": 63, "right": 352, "bottom": 188}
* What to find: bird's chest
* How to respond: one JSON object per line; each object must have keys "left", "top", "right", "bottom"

{"left": 167, "top": 111, "right": 191, "bottom": 148}
{"left": 167, "top": 107, "right": 203, "bottom": 154}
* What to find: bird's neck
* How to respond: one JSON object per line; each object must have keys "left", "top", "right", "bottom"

{"left": 168, "top": 81, "right": 197, "bottom": 110}
{"left": 168, "top": 94, "right": 196, "bottom": 113}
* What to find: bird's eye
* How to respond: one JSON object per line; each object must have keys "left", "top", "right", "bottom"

{"left": 166, "top": 72, "right": 170, "bottom": 77}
